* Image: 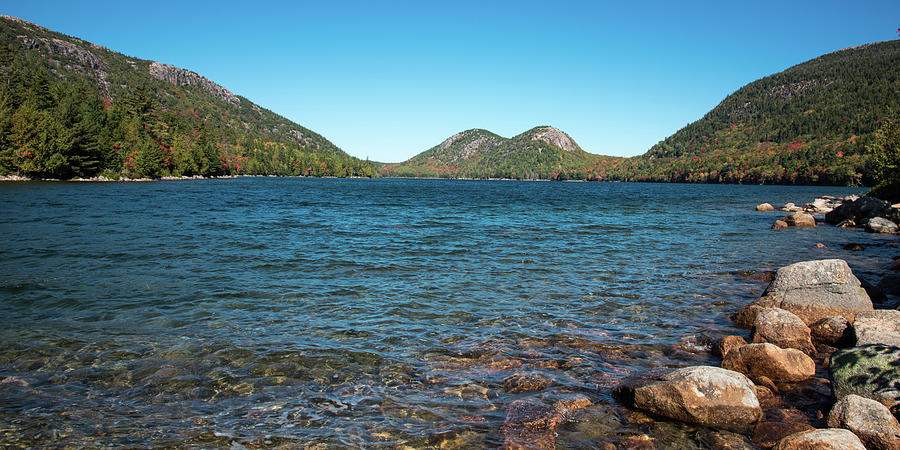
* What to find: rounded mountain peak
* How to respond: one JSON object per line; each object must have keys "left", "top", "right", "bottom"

{"left": 524, "top": 126, "right": 581, "bottom": 153}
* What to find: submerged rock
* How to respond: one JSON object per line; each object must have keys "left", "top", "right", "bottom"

{"left": 734, "top": 259, "right": 872, "bottom": 326}
{"left": 751, "top": 308, "right": 815, "bottom": 356}
{"left": 772, "top": 219, "right": 789, "bottom": 230}
{"left": 830, "top": 344, "right": 900, "bottom": 413}
{"left": 722, "top": 343, "right": 815, "bottom": 384}
{"left": 774, "top": 428, "right": 866, "bottom": 449}
{"left": 501, "top": 399, "right": 559, "bottom": 449}
{"left": 613, "top": 366, "right": 761, "bottom": 432}
{"left": 502, "top": 372, "right": 552, "bottom": 393}
{"left": 752, "top": 421, "right": 816, "bottom": 448}
{"left": 698, "top": 428, "right": 756, "bottom": 449}
{"left": 827, "top": 394, "right": 900, "bottom": 450}
{"left": 854, "top": 310, "right": 900, "bottom": 346}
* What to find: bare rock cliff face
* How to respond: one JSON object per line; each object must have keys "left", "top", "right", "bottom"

{"left": 436, "top": 131, "right": 502, "bottom": 161}
{"left": 149, "top": 62, "right": 239, "bottom": 106}
{"left": 528, "top": 127, "right": 580, "bottom": 153}
{"left": 19, "top": 36, "right": 108, "bottom": 72}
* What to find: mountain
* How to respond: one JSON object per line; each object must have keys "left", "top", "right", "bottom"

{"left": 0, "top": 15, "right": 377, "bottom": 179}
{"left": 381, "top": 126, "right": 623, "bottom": 180}
{"left": 385, "top": 40, "right": 899, "bottom": 184}
{"left": 616, "top": 40, "right": 900, "bottom": 185}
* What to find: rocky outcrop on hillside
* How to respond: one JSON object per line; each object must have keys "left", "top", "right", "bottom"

{"left": 434, "top": 130, "right": 504, "bottom": 161}
{"left": 525, "top": 126, "right": 581, "bottom": 153}
{"left": 149, "top": 62, "right": 240, "bottom": 106}
{"left": 19, "top": 36, "right": 107, "bottom": 72}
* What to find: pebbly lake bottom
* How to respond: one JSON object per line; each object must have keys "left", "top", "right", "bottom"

{"left": 0, "top": 178, "right": 897, "bottom": 447}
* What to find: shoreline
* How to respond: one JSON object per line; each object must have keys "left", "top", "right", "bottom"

{"left": 0, "top": 174, "right": 875, "bottom": 187}
{"left": 0, "top": 174, "right": 380, "bottom": 183}
{"left": 607, "top": 193, "right": 899, "bottom": 449}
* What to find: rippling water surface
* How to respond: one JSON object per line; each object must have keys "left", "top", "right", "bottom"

{"left": 0, "top": 178, "right": 896, "bottom": 447}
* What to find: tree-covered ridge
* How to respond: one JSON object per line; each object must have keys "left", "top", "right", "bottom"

{"left": 381, "top": 126, "right": 620, "bottom": 180}
{"left": 635, "top": 40, "right": 900, "bottom": 185}
{"left": 385, "top": 41, "right": 898, "bottom": 184}
{"left": 0, "top": 15, "right": 378, "bottom": 179}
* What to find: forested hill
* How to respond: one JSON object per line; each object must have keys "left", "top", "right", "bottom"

{"left": 0, "top": 15, "right": 377, "bottom": 179}
{"left": 620, "top": 40, "right": 900, "bottom": 185}
{"left": 384, "top": 40, "right": 898, "bottom": 185}
{"left": 381, "top": 126, "right": 623, "bottom": 180}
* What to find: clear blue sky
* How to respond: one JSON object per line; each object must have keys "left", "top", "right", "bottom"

{"left": 4, "top": 1, "right": 899, "bottom": 162}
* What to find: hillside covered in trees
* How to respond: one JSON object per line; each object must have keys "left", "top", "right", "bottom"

{"left": 626, "top": 40, "right": 899, "bottom": 185}
{"left": 385, "top": 40, "right": 899, "bottom": 185}
{"left": 0, "top": 15, "right": 377, "bottom": 180}
{"left": 381, "top": 126, "right": 623, "bottom": 180}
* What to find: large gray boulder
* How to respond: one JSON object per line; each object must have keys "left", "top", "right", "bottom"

{"left": 613, "top": 366, "right": 762, "bottom": 432}
{"left": 722, "top": 342, "right": 816, "bottom": 383}
{"left": 734, "top": 259, "right": 872, "bottom": 327}
{"left": 867, "top": 217, "right": 899, "bottom": 233}
{"left": 854, "top": 310, "right": 900, "bottom": 346}
{"left": 830, "top": 344, "right": 900, "bottom": 415}
{"left": 774, "top": 428, "right": 866, "bottom": 450}
{"left": 827, "top": 394, "right": 900, "bottom": 450}
{"left": 752, "top": 308, "right": 815, "bottom": 355}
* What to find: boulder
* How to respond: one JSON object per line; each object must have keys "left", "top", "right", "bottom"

{"left": 830, "top": 344, "right": 900, "bottom": 413}
{"left": 867, "top": 217, "right": 899, "bottom": 234}
{"left": 774, "top": 428, "right": 866, "bottom": 449}
{"left": 806, "top": 198, "right": 834, "bottom": 214}
{"left": 810, "top": 316, "right": 852, "bottom": 347}
{"left": 772, "top": 219, "right": 789, "bottom": 230}
{"left": 781, "top": 202, "right": 802, "bottom": 212}
{"left": 752, "top": 308, "right": 815, "bottom": 355}
{"left": 757, "top": 203, "right": 775, "bottom": 211}
{"left": 856, "top": 196, "right": 893, "bottom": 220}
{"left": 782, "top": 212, "right": 816, "bottom": 228}
{"left": 827, "top": 204, "right": 854, "bottom": 225}
{"left": 828, "top": 196, "right": 892, "bottom": 226}
{"left": 854, "top": 310, "right": 900, "bottom": 346}
{"left": 827, "top": 394, "right": 900, "bottom": 450}
{"left": 734, "top": 259, "right": 873, "bottom": 326}
{"left": 722, "top": 343, "right": 816, "bottom": 383}
{"left": 613, "top": 366, "right": 761, "bottom": 432}
{"left": 714, "top": 335, "right": 748, "bottom": 358}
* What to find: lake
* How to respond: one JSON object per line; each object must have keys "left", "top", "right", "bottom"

{"left": 0, "top": 178, "right": 895, "bottom": 447}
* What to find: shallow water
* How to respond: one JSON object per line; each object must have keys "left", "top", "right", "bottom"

{"left": 0, "top": 178, "right": 895, "bottom": 447}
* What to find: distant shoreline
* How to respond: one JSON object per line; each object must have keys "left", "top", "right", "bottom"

{"left": 0, "top": 174, "right": 377, "bottom": 183}
{"left": 0, "top": 174, "right": 873, "bottom": 188}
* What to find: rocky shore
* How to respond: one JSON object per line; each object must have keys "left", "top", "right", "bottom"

{"left": 602, "top": 196, "right": 900, "bottom": 449}
{"left": 760, "top": 194, "right": 900, "bottom": 234}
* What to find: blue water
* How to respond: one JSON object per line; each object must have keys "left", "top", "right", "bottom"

{"left": 0, "top": 178, "right": 895, "bottom": 447}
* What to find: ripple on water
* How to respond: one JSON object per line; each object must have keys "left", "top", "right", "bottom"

{"left": 0, "top": 179, "right": 890, "bottom": 447}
